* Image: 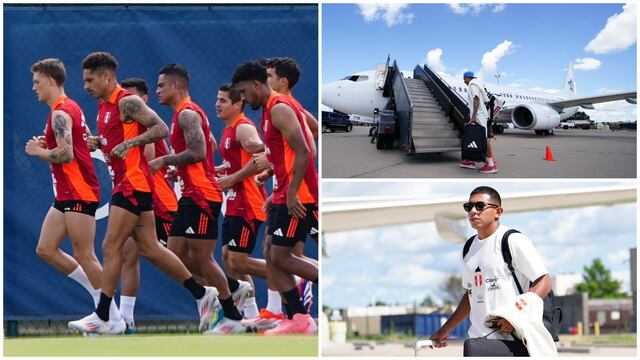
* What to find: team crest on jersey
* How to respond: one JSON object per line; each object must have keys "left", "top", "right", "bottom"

{"left": 100, "top": 136, "right": 107, "bottom": 147}
{"left": 225, "top": 137, "right": 231, "bottom": 149}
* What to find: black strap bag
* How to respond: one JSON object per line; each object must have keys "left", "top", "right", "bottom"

{"left": 461, "top": 122, "right": 487, "bottom": 162}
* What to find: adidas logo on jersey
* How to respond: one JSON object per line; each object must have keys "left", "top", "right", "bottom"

{"left": 467, "top": 141, "right": 478, "bottom": 149}
{"left": 228, "top": 239, "right": 237, "bottom": 247}
{"left": 185, "top": 227, "right": 195, "bottom": 235}
{"left": 273, "top": 228, "right": 284, "bottom": 236}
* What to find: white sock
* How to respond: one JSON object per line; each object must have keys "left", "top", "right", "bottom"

{"left": 119, "top": 296, "right": 136, "bottom": 325}
{"left": 67, "top": 266, "right": 100, "bottom": 307}
{"left": 486, "top": 157, "right": 494, "bottom": 166}
{"left": 109, "top": 298, "right": 121, "bottom": 321}
{"left": 266, "top": 289, "right": 282, "bottom": 314}
{"left": 244, "top": 297, "right": 259, "bottom": 319}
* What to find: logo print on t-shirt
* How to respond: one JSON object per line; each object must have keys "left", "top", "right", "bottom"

{"left": 474, "top": 266, "right": 483, "bottom": 287}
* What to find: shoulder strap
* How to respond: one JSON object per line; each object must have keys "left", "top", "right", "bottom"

{"left": 462, "top": 235, "right": 475, "bottom": 259}
{"left": 501, "top": 229, "right": 524, "bottom": 294}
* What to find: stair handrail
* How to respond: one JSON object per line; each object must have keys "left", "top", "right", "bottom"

{"left": 393, "top": 60, "right": 414, "bottom": 149}
{"left": 414, "top": 64, "right": 469, "bottom": 131}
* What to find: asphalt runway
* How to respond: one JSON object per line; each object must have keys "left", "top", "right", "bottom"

{"left": 321, "top": 127, "right": 636, "bottom": 178}
{"left": 322, "top": 341, "right": 636, "bottom": 357}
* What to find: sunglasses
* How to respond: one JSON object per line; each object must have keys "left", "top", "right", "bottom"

{"left": 463, "top": 201, "right": 499, "bottom": 212}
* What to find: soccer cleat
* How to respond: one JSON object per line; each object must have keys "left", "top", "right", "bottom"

{"left": 68, "top": 312, "right": 125, "bottom": 335}
{"left": 196, "top": 286, "right": 220, "bottom": 332}
{"left": 459, "top": 160, "right": 476, "bottom": 169}
{"left": 264, "top": 313, "right": 317, "bottom": 336}
{"left": 297, "top": 278, "right": 314, "bottom": 313}
{"left": 232, "top": 280, "right": 252, "bottom": 314}
{"left": 124, "top": 320, "right": 136, "bottom": 335}
{"left": 478, "top": 163, "right": 498, "bottom": 174}
{"left": 253, "top": 309, "right": 285, "bottom": 330}
{"left": 205, "top": 317, "right": 255, "bottom": 335}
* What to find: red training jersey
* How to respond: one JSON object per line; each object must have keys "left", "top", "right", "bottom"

{"left": 151, "top": 139, "right": 178, "bottom": 221}
{"left": 219, "top": 113, "right": 267, "bottom": 224}
{"left": 169, "top": 97, "right": 222, "bottom": 215}
{"left": 260, "top": 92, "right": 318, "bottom": 205}
{"left": 44, "top": 95, "right": 100, "bottom": 202}
{"left": 97, "top": 86, "right": 153, "bottom": 197}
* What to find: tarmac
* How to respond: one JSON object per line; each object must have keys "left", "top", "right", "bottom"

{"left": 321, "top": 126, "right": 636, "bottom": 178}
{"left": 322, "top": 341, "right": 637, "bottom": 357}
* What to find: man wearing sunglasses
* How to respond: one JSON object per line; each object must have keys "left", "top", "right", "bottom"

{"left": 430, "top": 186, "right": 552, "bottom": 356}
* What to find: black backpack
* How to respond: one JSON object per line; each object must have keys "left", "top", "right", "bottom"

{"left": 461, "top": 123, "right": 487, "bottom": 162}
{"left": 463, "top": 229, "right": 563, "bottom": 341}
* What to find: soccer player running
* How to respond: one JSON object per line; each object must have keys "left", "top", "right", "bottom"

{"left": 69, "top": 52, "right": 219, "bottom": 335}
{"left": 231, "top": 61, "right": 318, "bottom": 335}
{"left": 256, "top": 57, "right": 317, "bottom": 326}
{"left": 114, "top": 78, "right": 179, "bottom": 333}
{"left": 149, "top": 64, "right": 250, "bottom": 334}
{"left": 25, "top": 58, "right": 104, "bottom": 314}
{"left": 214, "top": 84, "right": 267, "bottom": 322}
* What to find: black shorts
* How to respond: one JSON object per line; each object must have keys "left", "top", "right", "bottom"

{"left": 111, "top": 191, "right": 153, "bottom": 215}
{"left": 268, "top": 204, "right": 307, "bottom": 247}
{"left": 305, "top": 204, "right": 318, "bottom": 242}
{"left": 169, "top": 197, "right": 221, "bottom": 240}
{"left": 155, "top": 213, "right": 175, "bottom": 247}
{"left": 222, "top": 216, "right": 263, "bottom": 254}
{"left": 52, "top": 200, "right": 98, "bottom": 216}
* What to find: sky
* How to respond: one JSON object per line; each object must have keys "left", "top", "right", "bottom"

{"left": 322, "top": 3, "right": 637, "bottom": 122}
{"left": 322, "top": 181, "right": 636, "bottom": 309}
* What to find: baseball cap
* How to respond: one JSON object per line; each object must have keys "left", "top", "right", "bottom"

{"left": 463, "top": 71, "right": 476, "bottom": 79}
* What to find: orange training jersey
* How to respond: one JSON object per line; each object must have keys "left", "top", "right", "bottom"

{"left": 44, "top": 95, "right": 100, "bottom": 202}
{"left": 151, "top": 139, "right": 178, "bottom": 221}
{"left": 219, "top": 113, "right": 267, "bottom": 224}
{"left": 260, "top": 92, "right": 318, "bottom": 205}
{"left": 97, "top": 86, "right": 153, "bottom": 197}
{"left": 169, "top": 97, "right": 222, "bottom": 215}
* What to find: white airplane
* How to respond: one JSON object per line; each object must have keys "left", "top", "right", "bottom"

{"left": 323, "top": 61, "right": 637, "bottom": 135}
{"left": 322, "top": 185, "right": 635, "bottom": 243}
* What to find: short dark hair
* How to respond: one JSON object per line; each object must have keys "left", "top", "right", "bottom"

{"left": 269, "top": 57, "right": 301, "bottom": 88}
{"left": 219, "top": 83, "right": 243, "bottom": 104}
{"left": 231, "top": 61, "right": 268, "bottom": 85}
{"left": 81, "top": 52, "right": 118, "bottom": 73}
{"left": 470, "top": 186, "right": 502, "bottom": 206}
{"left": 31, "top": 58, "right": 66, "bottom": 86}
{"left": 120, "top": 78, "right": 149, "bottom": 96}
{"left": 159, "top": 63, "right": 189, "bottom": 87}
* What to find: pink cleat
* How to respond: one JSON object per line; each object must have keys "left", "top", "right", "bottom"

{"left": 264, "top": 313, "right": 317, "bottom": 336}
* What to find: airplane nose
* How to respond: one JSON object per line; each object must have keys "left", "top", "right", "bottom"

{"left": 322, "top": 81, "right": 339, "bottom": 108}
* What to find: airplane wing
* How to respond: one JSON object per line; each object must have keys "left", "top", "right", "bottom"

{"left": 549, "top": 91, "right": 637, "bottom": 109}
{"left": 322, "top": 186, "right": 635, "bottom": 239}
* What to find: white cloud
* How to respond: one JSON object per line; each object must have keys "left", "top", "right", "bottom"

{"left": 358, "top": 4, "right": 414, "bottom": 27}
{"left": 479, "top": 40, "right": 515, "bottom": 80}
{"left": 574, "top": 57, "right": 602, "bottom": 71}
{"left": 597, "top": 87, "right": 624, "bottom": 94}
{"left": 584, "top": 101, "right": 637, "bottom": 123}
{"left": 585, "top": 4, "right": 636, "bottom": 54}
{"left": 426, "top": 48, "right": 446, "bottom": 73}
{"left": 607, "top": 249, "right": 630, "bottom": 265}
{"left": 448, "top": 4, "right": 505, "bottom": 15}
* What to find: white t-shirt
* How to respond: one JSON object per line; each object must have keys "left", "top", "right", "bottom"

{"left": 461, "top": 225, "right": 548, "bottom": 340}
{"left": 467, "top": 80, "right": 489, "bottom": 122}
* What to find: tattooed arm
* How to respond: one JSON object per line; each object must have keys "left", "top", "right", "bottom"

{"left": 111, "top": 95, "right": 169, "bottom": 159}
{"left": 149, "top": 109, "right": 205, "bottom": 173}
{"left": 25, "top": 110, "right": 74, "bottom": 163}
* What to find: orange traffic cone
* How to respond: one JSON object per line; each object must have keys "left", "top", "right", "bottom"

{"left": 544, "top": 146, "right": 556, "bottom": 161}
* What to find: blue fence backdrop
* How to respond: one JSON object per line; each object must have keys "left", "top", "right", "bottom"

{"left": 4, "top": 4, "right": 318, "bottom": 321}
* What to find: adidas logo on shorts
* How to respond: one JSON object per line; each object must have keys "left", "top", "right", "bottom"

{"left": 310, "top": 227, "right": 318, "bottom": 235}
{"left": 228, "top": 239, "right": 237, "bottom": 247}
{"left": 273, "top": 228, "right": 284, "bottom": 236}
{"left": 185, "top": 227, "right": 195, "bottom": 235}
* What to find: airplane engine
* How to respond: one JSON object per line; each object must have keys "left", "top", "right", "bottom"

{"left": 511, "top": 103, "right": 561, "bottom": 130}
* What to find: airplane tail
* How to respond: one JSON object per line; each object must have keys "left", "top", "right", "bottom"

{"left": 562, "top": 62, "right": 576, "bottom": 98}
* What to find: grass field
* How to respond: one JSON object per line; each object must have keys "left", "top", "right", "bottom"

{"left": 4, "top": 334, "right": 318, "bottom": 356}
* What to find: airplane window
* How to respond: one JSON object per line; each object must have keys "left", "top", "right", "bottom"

{"left": 356, "top": 75, "right": 369, "bottom": 82}
{"left": 341, "top": 75, "right": 360, "bottom": 82}
{"left": 464, "top": 88, "right": 467, "bottom": 93}
{"left": 459, "top": 87, "right": 462, "bottom": 92}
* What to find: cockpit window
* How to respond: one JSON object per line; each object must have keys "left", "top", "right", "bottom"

{"left": 341, "top": 75, "right": 361, "bottom": 82}
{"left": 356, "top": 75, "right": 369, "bottom": 82}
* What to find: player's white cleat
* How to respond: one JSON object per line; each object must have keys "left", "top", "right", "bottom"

{"left": 196, "top": 286, "right": 220, "bottom": 332}
{"left": 68, "top": 312, "right": 126, "bottom": 335}
{"left": 232, "top": 280, "right": 252, "bottom": 314}
{"left": 205, "top": 317, "right": 254, "bottom": 335}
